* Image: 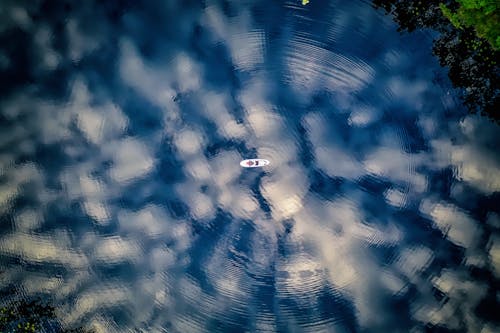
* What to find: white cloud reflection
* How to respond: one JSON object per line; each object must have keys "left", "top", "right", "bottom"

{"left": 107, "top": 137, "right": 155, "bottom": 184}
{"left": 0, "top": 233, "right": 88, "bottom": 268}
{"left": 202, "top": 5, "right": 265, "bottom": 71}
{"left": 0, "top": 1, "right": 499, "bottom": 332}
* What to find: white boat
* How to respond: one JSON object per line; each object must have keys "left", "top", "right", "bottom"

{"left": 240, "top": 159, "right": 270, "bottom": 168}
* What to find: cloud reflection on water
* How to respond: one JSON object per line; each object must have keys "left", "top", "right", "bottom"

{"left": 0, "top": 0, "right": 499, "bottom": 332}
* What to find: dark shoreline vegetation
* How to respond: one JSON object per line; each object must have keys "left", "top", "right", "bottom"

{"left": 372, "top": 0, "right": 499, "bottom": 122}
{"left": 0, "top": 296, "right": 93, "bottom": 333}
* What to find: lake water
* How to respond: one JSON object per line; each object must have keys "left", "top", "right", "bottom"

{"left": 1, "top": 0, "right": 499, "bottom": 332}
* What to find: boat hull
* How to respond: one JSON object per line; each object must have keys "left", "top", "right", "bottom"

{"left": 240, "top": 159, "right": 270, "bottom": 168}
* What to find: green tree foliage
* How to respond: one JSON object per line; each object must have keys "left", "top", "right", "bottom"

{"left": 440, "top": 0, "right": 499, "bottom": 50}
{"left": 372, "top": 0, "right": 499, "bottom": 122}
{"left": 0, "top": 297, "right": 93, "bottom": 333}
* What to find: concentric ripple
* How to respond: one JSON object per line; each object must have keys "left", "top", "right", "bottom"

{"left": 0, "top": 1, "right": 499, "bottom": 333}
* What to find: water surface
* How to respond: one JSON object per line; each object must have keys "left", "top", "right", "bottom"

{"left": 1, "top": 1, "right": 499, "bottom": 332}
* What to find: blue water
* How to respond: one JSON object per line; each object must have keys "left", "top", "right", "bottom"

{"left": 1, "top": 0, "right": 499, "bottom": 332}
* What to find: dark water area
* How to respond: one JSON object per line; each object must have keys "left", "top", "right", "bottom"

{"left": 0, "top": 0, "right": 499, "bottom": 332}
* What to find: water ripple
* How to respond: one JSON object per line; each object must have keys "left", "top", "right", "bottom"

{"left": 0, "top": 0, "right": 498, "bottom": 332}
{"left": 285, "top": 34, "right": 375, "bottom": 92}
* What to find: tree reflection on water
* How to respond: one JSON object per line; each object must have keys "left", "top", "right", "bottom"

{"left": 372, "top": 0, "right": 499, "bottom": 122}
{"left": 0, "top": 294, "right": 93, "bottom": 333}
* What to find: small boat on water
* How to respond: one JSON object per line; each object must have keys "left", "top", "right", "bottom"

{"left": 240, "top": 159, "right": 270, "bottom": 168}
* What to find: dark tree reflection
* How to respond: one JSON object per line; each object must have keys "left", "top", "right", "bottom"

{"left": 372, "top": 0, "right": 499, "bottom": 122}
{"left": 0, "top": 296, "right": 93, "bottom": 333}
